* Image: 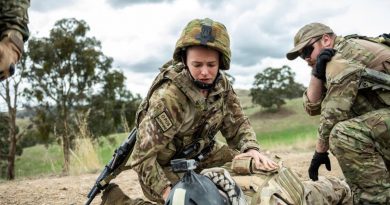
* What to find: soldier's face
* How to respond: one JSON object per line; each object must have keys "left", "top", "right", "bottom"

{"left": 302, "top": 36, "right": 324, "bottom": 69}
{"left": 186, "top": 46, "right": 220, "bottom": 85}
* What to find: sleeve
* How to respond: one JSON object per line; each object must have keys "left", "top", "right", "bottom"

{"left": 318, "top": 70, "right": 361, "bottom": 147}
{"left": 129, "top": 83, "right": 185, "bottom": 196}
{"left": 302, "top": 89, "right": 323, "bottom": 116}
{"left": 220, "top": 88, "right": 261, "bottom": 153}
{"left": 0, "top": 0, "right": 30, "bottom": 41}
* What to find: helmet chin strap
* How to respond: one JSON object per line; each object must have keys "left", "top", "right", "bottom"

{"left": 181, "top": 51, "right": 222, "bottom": 90}
{"left": 192, "top": 72, "right": 221, "bottom": 90}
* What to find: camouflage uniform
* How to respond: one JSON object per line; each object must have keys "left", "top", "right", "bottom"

{"left": 128, "top": 18, "right": 259, "bottom": 204}
{"left": 0, "top": 0, "right": 29, "bottom": 80}
{"left": 0, "top": 0, "right": 30, "bottom": 41}
{"left": 129, "top": 60, "right": 260, "bottom": 203}
{"left": 293, "top": 23, "right": 390, "bottom": 204}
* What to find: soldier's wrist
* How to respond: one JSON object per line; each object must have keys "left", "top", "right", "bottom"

{"left": 162, "top": 184, "right": 172, "bottom": 201}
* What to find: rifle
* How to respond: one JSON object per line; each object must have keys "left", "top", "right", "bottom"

{"left": 85, "top": 128, "right": 137, "bottom": 205}
{"left": 359, "top": 68, "right": 390, "bottom": 90}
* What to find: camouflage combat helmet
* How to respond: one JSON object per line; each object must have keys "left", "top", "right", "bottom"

{"left": 173, "top": 18, "right": 231, "bottom": 70}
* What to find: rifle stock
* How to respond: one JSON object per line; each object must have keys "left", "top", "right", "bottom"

{"left": 85, "top": 128, "right": 137, "bottom": 205}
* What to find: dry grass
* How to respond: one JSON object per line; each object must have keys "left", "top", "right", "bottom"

{"left": 70, "top": 110, "right": 101, "bottom": 175}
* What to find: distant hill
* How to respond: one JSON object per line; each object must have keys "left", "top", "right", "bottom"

{"left": 234, "top": 89, "right": 320, "bottom": 147}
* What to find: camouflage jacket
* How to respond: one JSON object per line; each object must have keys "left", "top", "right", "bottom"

{"left": 303, "top": 36, "right": 390, "bottom": 116}
{"left": 0, "top": 0, "right": 30, "bottom": 41}
{"left": 129, "top": 61, "right": 260, "bottom": 196}
{"left": 304, "top": 36, "right": 390, "bottom": 145}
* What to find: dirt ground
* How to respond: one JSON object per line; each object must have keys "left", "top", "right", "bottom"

{"left": 0, "top": 150, "right": 344, "bottom": 205}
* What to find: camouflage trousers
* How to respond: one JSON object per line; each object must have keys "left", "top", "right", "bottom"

{"left": 137, "top": 143, "right": 238, "bottom": 204}
{"left": 101, "top": 144, "right": 352, "bottom": 205}
{"left": 302, "top": 177, "right": 352, "bottom": 205}
{"left": 101, "top": 143, "right": 237, "bottom": 205}
{"left": 329, "top": 108, "right": 390, "bottom": 204}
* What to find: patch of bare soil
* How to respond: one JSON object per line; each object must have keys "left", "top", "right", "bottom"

{"left": 0, "top": 151, "right": 344, "bottom": 205}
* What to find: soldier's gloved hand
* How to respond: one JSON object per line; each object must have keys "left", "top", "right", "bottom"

{"left": 0, "top": 30, "right": 23, "bottom": 81}
{"left": 312, "top": 48, "right": 336, "bottom": 82}
{"left": 308, "top": 151, "right": 331, "bottom": 181}
{"left": 379, "top": 33, "right": 390, "bottom": 39}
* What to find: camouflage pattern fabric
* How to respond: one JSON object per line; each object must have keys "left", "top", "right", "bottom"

{"left": 101, "top": 183, "right": 156, "bottom": 205}
{"left": 302, "top": 36, "right": 390, "bottom": 203}
{"left": 329, "top": 108, "right": 390, "bottom": 204}
{"left": 228, "top": 158, "right": 352, "bottom": 205}
{"left": 128, "top": 61, "right": 260, "bottom": 203}
{"left": 302, "top": 90, "right": 323, "bottom": 116}
{"left": 0, "top": 0, "right": 30, "bottom": 41}
{"left": 173, "top": 18, "right": 231, "bottom": 70}
{"left": 303, "top": 36, "right": 390, "bottom": 115}
{"left": 303, "top": 176, "right": 352, "bottom": 205}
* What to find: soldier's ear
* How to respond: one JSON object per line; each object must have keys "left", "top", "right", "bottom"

{"left": 322, "top": 34, "right": 333, "bottom": 48}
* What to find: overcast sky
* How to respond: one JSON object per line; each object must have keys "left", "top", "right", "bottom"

{"left": 28, "top": 0, "right": 390, "bottom": 96}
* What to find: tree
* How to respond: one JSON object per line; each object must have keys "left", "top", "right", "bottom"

{"left": 0, "top": 52, "right": 29, "bottom": 180}
{"left": 250, "top": 65, "right": 306, "bottom": 110}
{"left": 24, "top": 18, "right": 113, "bottom": 173}
{"left": 0, "top": 114, "right": 23, "bottom": 179}
{"left": 88, "top": 70, "right": 141, "bottom": 137}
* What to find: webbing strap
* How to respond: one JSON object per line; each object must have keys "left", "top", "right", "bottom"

{"left": 257, "top": 185, "right": 279, "bottom": 205}
{"left": 274, "top": 167, "right": 305, "bottom": 205}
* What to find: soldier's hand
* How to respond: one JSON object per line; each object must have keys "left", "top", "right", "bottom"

{"left": 162, "top": 186, "right": 171, "bottom": 202}
{"left": 312, "top": 48, "right": 336, "bottom": 82}
{"left": 234, "top": 149, "right": 278, "bottom": 171}
{"left": 308, "top": 151, "right": 331, "bottom": 181}
{"left": 0, "top": 31, "right": 23, "bottom": 81}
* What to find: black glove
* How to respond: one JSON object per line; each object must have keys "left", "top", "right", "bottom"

{"left": 308, "top": 151, "right": 331, "bottom": 181}
{"left": 312, "top": 48, "right": 336, "bottom": 81}
{"left": 379, "top": 33, "right": 390, "bottom": 38}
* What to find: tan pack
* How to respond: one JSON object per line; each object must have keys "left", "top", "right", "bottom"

{"left": 230, "top": 157, "right": 305, "bottom": 205}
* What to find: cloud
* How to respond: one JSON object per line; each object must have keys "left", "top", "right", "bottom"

{"left": 229, "top": 0, "right": 348, "bottom": 67}
{"left": 197, "top": 0, "right": 231, "bottom": 9}
{"left": 117, "top": 56, "right": 167, "bottom": 73}
{"left": 106, "top": 0, "right": 174, "bottom": 8}
{"left": 30, "top": 0, "right": 77, "bottom": 12}
{"left": 27, "top": 0, "right": 390, "bottom": 97}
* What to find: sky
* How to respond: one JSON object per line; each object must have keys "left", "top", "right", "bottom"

{"left": 28, "top": 0, "right": 390, "bottom": 97}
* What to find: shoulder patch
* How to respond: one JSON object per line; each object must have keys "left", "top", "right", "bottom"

{"left": 155, "top": 111, "right": 173, "bottom": 132}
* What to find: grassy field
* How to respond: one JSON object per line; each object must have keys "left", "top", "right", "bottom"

{"left": 13, "top": 133, "right": 128, "bottom": 179}
{"left": 7, "top": 89, "right": 320, "bottom": 179}
{"left": 235, "top": 89, "right": 319, "bottom": 148}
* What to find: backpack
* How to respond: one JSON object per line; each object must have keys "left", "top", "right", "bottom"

{"left": 344, "top": 33, "right": 390, "bottom": 48}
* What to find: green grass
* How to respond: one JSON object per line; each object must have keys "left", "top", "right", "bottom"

{"left": 97, "top": 133, "right": 128, "bottom": 164}
{"left": 247, "top": 98, "right": 319, "bottom": 133}
{"left": 235, "top": 90, "right": 320, "bottom": 149}
{"left": 11, "top": 133, "right": 129, "bottom": 179}
{"left": 257, "top": 125, "right": 317, "bottom": 148}
{"left": 15, "top": 144, "right": 63, "bottom": 178}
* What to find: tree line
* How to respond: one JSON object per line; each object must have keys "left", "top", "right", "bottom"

{"left": 0, "top": 18, "right": 305, "bottom": 180}
{"left": 0, "top": 18, "right": 141, "bottom": 179}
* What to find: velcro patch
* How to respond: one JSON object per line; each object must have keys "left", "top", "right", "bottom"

{"left": 155, "top": 111, "right": 173, "bottom": 132}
